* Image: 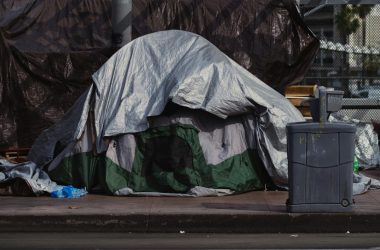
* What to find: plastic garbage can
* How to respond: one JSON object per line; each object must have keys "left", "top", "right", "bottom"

{"left": 286, "top": 122, "right": 356, "bottom": 212}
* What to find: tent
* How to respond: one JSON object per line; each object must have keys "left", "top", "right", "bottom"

{"left": 26, "top": 30, "right": 304, "bottom": 196}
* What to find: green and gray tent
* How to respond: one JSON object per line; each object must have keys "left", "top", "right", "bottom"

{"left": 28, "top": 30, "right": 304, "bottom": 196}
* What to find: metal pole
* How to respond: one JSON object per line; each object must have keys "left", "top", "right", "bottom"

{"left": 112, "top": 0, "right": 132, "bottom": 48}
{"left": 319, "top": 86, "right": 328, "bottom": 124}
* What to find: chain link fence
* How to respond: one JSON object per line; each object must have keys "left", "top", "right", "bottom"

{"left": 301, "top": 4, "right": 380, "bottom": 123}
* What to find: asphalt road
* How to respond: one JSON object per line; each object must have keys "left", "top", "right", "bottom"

{"left": 1, "top": 233, "right": 380, "bottom": 249}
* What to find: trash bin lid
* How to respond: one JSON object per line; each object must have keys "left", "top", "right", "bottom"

{"left": 286, "top": 122, "right": 356, "bottom": 133}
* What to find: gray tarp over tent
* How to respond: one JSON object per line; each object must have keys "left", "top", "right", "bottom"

{"left": 25, "top": 30, "right": 304, "bottom": 195}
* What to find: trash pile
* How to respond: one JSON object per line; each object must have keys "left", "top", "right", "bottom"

{"left": 0, "top": 159, "right": 86, "bottom": 198}
{"left": 330, "top": 114, "right": 380, "bottom": 195}
{"left": 330, "top": 114, "right": 380, "bottom": 168}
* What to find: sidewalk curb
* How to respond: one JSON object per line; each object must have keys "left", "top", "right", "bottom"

{"left": 1, "top": 213, "right": 379, "bottom": 233}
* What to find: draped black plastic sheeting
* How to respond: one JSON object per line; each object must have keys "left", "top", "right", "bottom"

{"left": 0, "top": 0, "right": 114, "bottom": 148}
{"left": 0, "top": 0, "right": 319, "bottom": 149}
{"left": 132, "top": 0, "right": 319, "bottom": 92}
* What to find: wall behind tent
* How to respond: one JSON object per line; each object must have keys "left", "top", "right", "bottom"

{"left": 0, "top": 0, "right": 319, "bottom": 149}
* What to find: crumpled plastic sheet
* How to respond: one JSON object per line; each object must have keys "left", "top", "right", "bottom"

{"left": 330, "top": 113, "right": 380, "bottom": 169}
{"left": 50, "top": 185, "right": 87, "bottom": 198}
{"left": 0, "top": 159, "right": 58, "bottom": 195}
{"left": 353, "top": 173, "right": 380, "bottom": 195}
{"left": 0, "top": 158, "right": 88, "bottom": 197}
{"left": 329, "top": 113, "right": 380, "bottom": 195}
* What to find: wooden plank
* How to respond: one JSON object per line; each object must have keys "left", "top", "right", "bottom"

{"left": 285, "top": 85, "right": 317, "bottom": 97}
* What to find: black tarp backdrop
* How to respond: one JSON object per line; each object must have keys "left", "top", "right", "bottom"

{"left": 0, "top": 0, "right": 114, "bottom": 148}
{"left": 132, "top": 0, "right": 319, "bottom": 91}
{"left": 0, "top": 0, "right": 319, "bottom": 149}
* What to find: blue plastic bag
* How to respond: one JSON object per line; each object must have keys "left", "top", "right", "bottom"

{"left": 51, "top": 185, "right": 87, "bottom": 198}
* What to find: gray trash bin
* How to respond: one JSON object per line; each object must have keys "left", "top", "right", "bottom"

{"left": 286, "top": 122, "right": 356, "bottom": 212}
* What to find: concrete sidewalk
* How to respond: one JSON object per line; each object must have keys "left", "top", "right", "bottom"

{"left": 0, "top": 169, "right": 380, "bottom": 234}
